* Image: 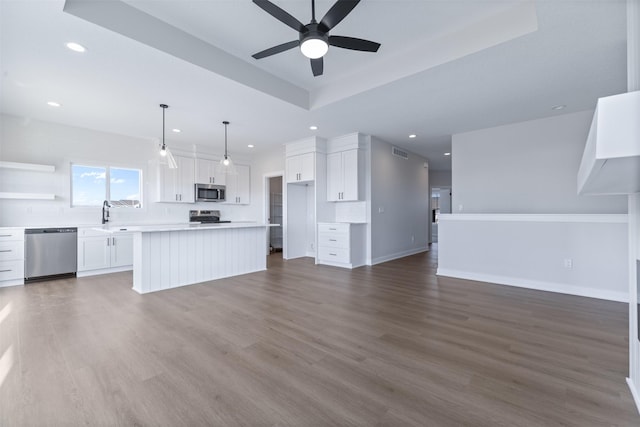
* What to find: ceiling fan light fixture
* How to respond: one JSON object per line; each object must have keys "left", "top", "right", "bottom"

{"left": 300, "top": 36, "right": 328, "bottom": 59}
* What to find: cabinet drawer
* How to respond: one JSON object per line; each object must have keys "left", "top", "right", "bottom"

{"left": 0, "top": 241, "right": 24, "bottom": 261}
{"left": 0, "top": 260, "right": 24, "bottom": 281}
{"left": 0, "top": 229, "right": 23, "bottom": 241}
{"left": 318, "top": 246, "right": 350, "bottom": 263}
{"left": 318, "top": 223, "right": 349, "bottom": 234}
{"left": 318, "top": 232, "right": 349, "bottom": 249}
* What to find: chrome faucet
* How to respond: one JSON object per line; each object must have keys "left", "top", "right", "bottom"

{"left": 102, "top": 200, "right": 112, "bottom": 224}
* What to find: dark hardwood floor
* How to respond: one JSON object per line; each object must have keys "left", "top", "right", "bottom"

{"left": 1, "top": 246, "right": 638, "bottom": 426}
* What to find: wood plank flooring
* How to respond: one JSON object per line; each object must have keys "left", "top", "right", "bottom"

{"left": 1, "top": 246, "right": 638, "bottom": 426}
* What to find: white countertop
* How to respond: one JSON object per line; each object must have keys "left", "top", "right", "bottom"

{"left": 93, "top": 222, "right": 278, "bottom": 233}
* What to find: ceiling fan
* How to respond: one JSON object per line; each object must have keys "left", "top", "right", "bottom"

{"left": 252, "top": 0, "right": 381, "bottom": 77}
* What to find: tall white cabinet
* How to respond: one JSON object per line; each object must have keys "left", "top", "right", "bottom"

{"left": 284, "top": 138, "right": 331, "bottom": 260}
{"left": 326, "top": 133, "right": 365, "bottom": 202}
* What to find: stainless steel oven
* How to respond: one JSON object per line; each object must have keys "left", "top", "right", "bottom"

{"left": 195, "top": 183, "right": 226, "bottom": 202}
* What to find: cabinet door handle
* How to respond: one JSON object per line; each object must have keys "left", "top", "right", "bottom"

{"left": 329, "top": 239, "right": 337, "bottom": 242}
{"left": 0, "top": 269, "right": 12, "bottom": 272}
{"left": 212, "top": 177, "right": 215, "bottom": 184}
{"left": 0, "top": 234, "right": 12, "bottom": 237}
{"left": 107, "top": 238, "right": 110, "bottom": 247}
{"left": 0, "top": 249, "right": 12, "bottom": 252}
{"left": 112, "top": 237, "right": 116, "bottom": 246}
{"left": 329, "top": 253, "right": 337, "bottom": 256}
{"left": 329, "top": 228, "right": 337, "bottom": 231}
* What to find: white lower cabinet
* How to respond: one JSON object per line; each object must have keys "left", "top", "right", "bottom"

{"left": 78, "top": 229, "right": 133, "bottom": 275}
{"left": 316, "top": 223, "right": 366, "bottom": 269}
{"left": 0, "top": 228, "right": 24, "bottom": 286}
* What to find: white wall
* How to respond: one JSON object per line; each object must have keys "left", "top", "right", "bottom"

{"left": 440, "top": 110, "right": 630, "bottom": 303}
{"left": 452, "top": 111, "right": 628, "bottom": 214}
{"left": 429, "top": 170, "right": 452, "bottom": 188}
{"left": 0, "top": 114, "right": 278, "bottom": 227}
{"left": 370, "top": 137, "right": 429, "bottom": 264}
{"left": 438, "top": 214, "right": 629, "bottom": 301}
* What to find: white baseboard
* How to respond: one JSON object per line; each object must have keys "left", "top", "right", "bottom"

{"left": 371, "top": 246, "right": 428, "bottom": 266}
{"left": 77, "top": 265, "right": 132, "bottom": 278}
{"left": 0, "top": 278, "right": 24, "bottom": 288}
{"left": 436, "top": 268, "right": 629, "bottom": 302}
{"left": 628, "top": 377, "right": 640, "bottom": 415}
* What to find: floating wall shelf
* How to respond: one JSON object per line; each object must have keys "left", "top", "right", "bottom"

{"left": 0, "top": 161, "right": 55, "bottom": 172}
{"left": 0, "top": 161, "right": 57, "bottom": 200}
{"left": 0, "top": 192, "right": 56, "bottom": 200}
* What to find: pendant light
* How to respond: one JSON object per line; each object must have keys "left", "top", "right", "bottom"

{"left": 218, "top": 120, "right": 237, "bottom": 175}
{"left": 159, "top": 104, "right": 177, "bottom": 169}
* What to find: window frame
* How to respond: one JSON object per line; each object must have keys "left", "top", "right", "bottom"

{"left": 70, "top": 162, "right": 144, "bottom": 209}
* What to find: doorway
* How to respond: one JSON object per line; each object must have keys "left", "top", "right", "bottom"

{"left": 266, "top": 175, "right": 283, "bottom": 253}
{"left": 431, "top": 186, "right": 451, "bottom": 243}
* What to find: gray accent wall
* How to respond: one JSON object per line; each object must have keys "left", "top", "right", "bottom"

{"left": 370, "top": 137, "right": 430, "bottom": 263}
{"left": 451, "top": 110, "right": 628, "bottom": 214}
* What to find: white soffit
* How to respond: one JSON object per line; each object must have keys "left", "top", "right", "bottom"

{"left": 62, "top": 0, "right": 309, "bottom": 109}
{"left": 63, "top": 0, "right": 537, "bottom": 111}
{"left": 311, "top": 2, "right": 538, "bottom": 108}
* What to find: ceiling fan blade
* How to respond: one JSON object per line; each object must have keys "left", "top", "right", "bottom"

{"left": 252, "top": 40, "right": 299, "bottom": 59}
{"left": 319, "top": 0, "right": 360, "bottom": 31}
{"left": 253, "top": 0, "right": 305, "bottom": 33}
{"left": 329, "top": 35, "right": 380, "bottom": 52}
{"left": 311, "top": 57, "right": 323, "bottom": 76}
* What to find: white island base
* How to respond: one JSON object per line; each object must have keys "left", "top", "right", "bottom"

{"left": 129, "top": 223, "right": 270, "bottom": 294}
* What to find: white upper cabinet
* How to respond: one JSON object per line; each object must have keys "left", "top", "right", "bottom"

{"left": 224, "top": 164, "right": 250, "bottom": 205}
{"left": 578, "top": 90, "right": 640, "bottom": 195}
{"left": 327, "top": 149, "right": 362, "bottom": 202}
{"left": 286, "top": 153, "right": 315, "bottom": 183}
{"left": 195, "top": 158, "right": 226, "bottom": 186}
{"left": 157, "top": 155, "right": 195, "bottom": 203}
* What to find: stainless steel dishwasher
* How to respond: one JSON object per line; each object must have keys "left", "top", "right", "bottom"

{"left": 25, "top": 228, "right": 77, "bottom": 281}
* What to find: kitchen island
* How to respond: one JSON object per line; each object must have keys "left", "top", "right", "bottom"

{"left": 97, "top": 223, "right": 274, "bottom": 294}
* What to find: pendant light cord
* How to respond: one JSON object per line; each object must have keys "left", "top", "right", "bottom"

{"left": 311, "top": 0, "right": 316, "bottom": 21}
{"left": 223, "top": 120, "right": 230, "bottom": 159}
{"left": 160, "top": 104, "right": 168, "bottom": 149}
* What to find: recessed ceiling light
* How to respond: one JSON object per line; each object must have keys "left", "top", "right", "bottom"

{"left": 309, "top": 125, "right": 318, "bottom": 130}
{"left": 65, "top": 42, "right": 86, "bottom": 53}
{"left": 551, "top": 104, "right": 566, "bottom": 110}
{"left": 47, "top": 101, "right": 61, "bottom": 107}
{"left": 248, "top": 144, "right": 255, "bottom": 148}
{"left": 444, "top": 152, "right": 451, "bottom": 156}
{"left": 172, "top": 128, "right": 181, "bottom": 133}
{"left": 409, "top": 134, "right": 417, "bottom": 139}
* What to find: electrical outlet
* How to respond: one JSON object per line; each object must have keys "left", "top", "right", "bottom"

{"left": 563, "top": 258, "right": 573, "bottom": 269}
{"left": 411, "top": 235, "right": 415, "bottom": 243}
{"left": 458, "top": 204, "right": 464, "bottom": 212}
{"left": 378, "top": 206, "right": 384, "bottom": 213}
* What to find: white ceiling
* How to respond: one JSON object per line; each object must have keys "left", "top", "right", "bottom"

{"left": 0, "top": 0, "right": 628, "bottom": 171}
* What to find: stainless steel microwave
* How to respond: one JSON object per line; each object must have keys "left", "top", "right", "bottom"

{"left": 195, "top": 183, "right": 226, "bottom": 202}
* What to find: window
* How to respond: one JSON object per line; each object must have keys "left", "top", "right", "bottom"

{"left": 71, "top": 164, "right": 142, "bottom": 208}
